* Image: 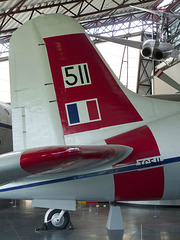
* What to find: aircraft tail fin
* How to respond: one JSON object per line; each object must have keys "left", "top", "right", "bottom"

{"left": 10, "top": 14, "right": 144, "bottom": 150}
{"left": 43, "top": 22, "right": 143, "bottom": 136}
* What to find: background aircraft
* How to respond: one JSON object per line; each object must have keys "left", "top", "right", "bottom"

{"left": 0, "top": 102, "right": 12, "bottom": 154}
{"left": 0, "top": 13, "right": 179, "bottom": 231}
{"left": 90, "top": 6, "right": 180, "bottom": 61}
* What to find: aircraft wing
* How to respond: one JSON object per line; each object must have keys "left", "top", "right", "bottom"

{"left": 170, "top": 49, "right": 180, "bottom": 60}
{"left": 89, "top": 34, "right": 143, "bottom": 49}
{"left": 131, "top": 6, "right": 162, "bottom": 16}
{"left": 154, "top": 69, "right": 180, "bottom": 92}
{"left": 0, "top": 145, "right": 133, "bottom": 183}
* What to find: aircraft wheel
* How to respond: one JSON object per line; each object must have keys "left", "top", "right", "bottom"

{"left": 45, "top": 209, "right": 70, "bottom": 230}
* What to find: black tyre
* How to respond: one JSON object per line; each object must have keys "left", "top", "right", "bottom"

{"left": 46, "top": 209, "right": 70, "bottom": 230}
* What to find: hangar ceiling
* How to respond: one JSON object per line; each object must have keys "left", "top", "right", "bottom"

{"left": 0, "top": 0, "right": 180, "bottom": 95}
{"left": 0, "top": 0, "right": 178, "bottom": 51}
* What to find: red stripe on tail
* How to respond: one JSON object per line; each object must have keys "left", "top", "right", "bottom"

{"left": 86, "top": 100, "right": 99, "bottom": 121}
{"left": 44, "top": 33, "right": 142, "bottom": 135}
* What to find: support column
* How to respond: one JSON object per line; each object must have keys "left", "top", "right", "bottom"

{"left": 106, "top": 205, "right": 124, "bottom": 230}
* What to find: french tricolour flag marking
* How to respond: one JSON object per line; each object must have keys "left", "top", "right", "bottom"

{"left": 66, "top": 99, "right": 101, "bottom": 125}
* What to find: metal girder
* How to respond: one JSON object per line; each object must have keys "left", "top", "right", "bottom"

{"left": 0, "top": 0, "right": 179, "bottom": 68}
{"left": 0, "top": 0, "right": 157, "bottom": 43}
{"left": 137, "top": 56, "right": 153, "bottom": 95}
{"left": 136, "top": 33, "right": 154, "bottom": 95}
{"left": 0, "top": 0, "right": 156, "bottom": 18}
{"left": 86, "top": 13, "right": 154, "bottom": 36}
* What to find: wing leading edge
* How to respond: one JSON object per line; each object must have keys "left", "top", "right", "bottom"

{"left": 89, "top": 34, "right": 142, "bottom": 49}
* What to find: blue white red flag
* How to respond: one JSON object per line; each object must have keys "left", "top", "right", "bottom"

{"left": 66, "top": 99, "right": 101, "bottom": 125}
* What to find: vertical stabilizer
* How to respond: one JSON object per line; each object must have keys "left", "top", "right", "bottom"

{"left": 10, "top": 14, "right": 143, "bottom": 150}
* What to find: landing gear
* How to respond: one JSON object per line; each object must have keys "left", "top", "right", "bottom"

{"left": 44, "top": 209, "right": 72, "bottom": 230}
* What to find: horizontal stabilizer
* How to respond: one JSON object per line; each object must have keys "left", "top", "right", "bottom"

{"left": 89, "top": 34, "right": 142, "bottom": 49}
{"left": 0, "top": 145, "right": 132, "bottom": 184}
{"left": 0, "top": 152, "right": 28, "bottom": 183}
{"left": 20, "top": 145, "right": 133, "bottom": 175}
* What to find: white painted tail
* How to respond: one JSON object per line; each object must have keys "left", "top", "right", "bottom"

{"left": 9, "top": 14, "right": 180, "bottom": 151}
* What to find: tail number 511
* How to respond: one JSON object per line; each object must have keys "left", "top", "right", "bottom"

{"left": 62, "top": 63, "right": 91, "bottom": 88}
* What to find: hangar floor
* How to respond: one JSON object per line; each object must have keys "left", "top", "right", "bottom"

{"left": 0, "top": 200, "right": 180, "bottom": 240}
